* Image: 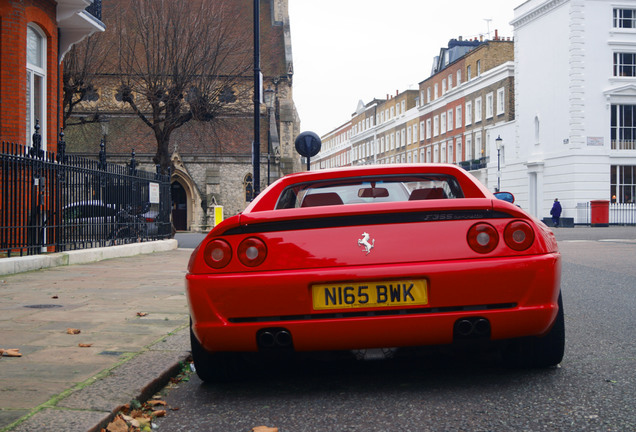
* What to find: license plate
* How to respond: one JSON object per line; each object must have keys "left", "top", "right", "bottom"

{"left": 312, "top": 279, "right": 428, "bottom": 310}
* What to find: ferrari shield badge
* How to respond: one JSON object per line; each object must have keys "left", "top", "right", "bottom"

{"left": 357, "top": 232, "right": 375, "bottom": 255}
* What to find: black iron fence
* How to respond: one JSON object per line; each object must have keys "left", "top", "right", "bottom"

{"left": 1, "top": 127, "right": 172, "bottom": 258}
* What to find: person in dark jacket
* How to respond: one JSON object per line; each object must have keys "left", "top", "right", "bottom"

{"left": 550, "top": 198, "right": 562, "bottom": 227}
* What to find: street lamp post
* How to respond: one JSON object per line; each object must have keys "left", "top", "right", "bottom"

{"left": 252, "top": 0, "right": 262, "bottom": 197}
{"left": 263, "top": 88, "right": 275, "bottom": 185}
{"left": 495, "top": 135, "right": 502, "bottom": 192}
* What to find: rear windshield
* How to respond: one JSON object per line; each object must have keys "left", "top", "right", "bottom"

{"left": 275, "top": 174, "right": 464, "bottom": 209}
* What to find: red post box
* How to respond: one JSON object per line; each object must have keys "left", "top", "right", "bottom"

{"left": 590, "top": 200, "right": 609, "bottom": 227}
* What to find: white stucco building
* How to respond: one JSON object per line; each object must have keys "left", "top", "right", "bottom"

{"left": 510, "top": 0, "right": 636, "bottom": 222}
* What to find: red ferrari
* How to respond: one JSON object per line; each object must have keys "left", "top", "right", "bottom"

{"left": 186, "top": 164, "right": 564, "bottom": 381}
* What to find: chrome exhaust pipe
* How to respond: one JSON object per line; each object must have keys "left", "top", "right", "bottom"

{"left": 274, "top": 330, "right": 292, "bottom": 347}
{"left": 473, "top": 318, "right": 490, "bottom": 336}
{"left": 258, "top": 331, "right": 275, "bottom": 348}
{"left": 455, "top": 319, "right": 474, "bottom": 337}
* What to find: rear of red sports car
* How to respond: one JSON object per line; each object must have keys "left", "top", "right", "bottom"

{"left": 186, "top": 164, "right": 563, "bottom": 382}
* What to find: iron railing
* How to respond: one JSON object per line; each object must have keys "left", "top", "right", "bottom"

{"left": 0, "top": 126, "right": 172, "bottom": 258}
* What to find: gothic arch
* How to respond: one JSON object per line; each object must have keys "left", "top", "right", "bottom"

{"left": 170, "top": 152, "right": 203, "bottom": 232}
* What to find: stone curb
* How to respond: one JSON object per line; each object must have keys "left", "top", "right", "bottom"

{"left": 8, "top": 328, "right": 191, "bottom": 432}
{"left": 0, "top": 239, "right": 179, "bottom": 276}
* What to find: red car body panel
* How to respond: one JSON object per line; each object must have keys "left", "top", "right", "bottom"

{"left": 186, "top": 164, "right": 561, "bottom": 354}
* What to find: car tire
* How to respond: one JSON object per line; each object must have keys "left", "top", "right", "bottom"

{"left": 502, "top": 292, "right": 565, "bottom": 368}
{"left": 190, "top": 321, "right": 238, "bottom": 383}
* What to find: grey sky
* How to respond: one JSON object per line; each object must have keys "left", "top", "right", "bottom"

{"left": 288, "top": 0, "right": 517, "bottom": 136}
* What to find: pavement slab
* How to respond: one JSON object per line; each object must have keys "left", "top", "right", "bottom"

{"left": 0, "top": 243, "right": 192, "bottom": 432}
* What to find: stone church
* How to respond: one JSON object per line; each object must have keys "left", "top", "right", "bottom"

{"left": 64, "top": 0, "right": 301, "bottom": 232}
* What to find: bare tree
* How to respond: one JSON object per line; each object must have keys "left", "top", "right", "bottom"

{"left": 62, "top": 33, "right": 111, "bottom": 128}
{"left": 113, "top": 0, "right": 253, "bottom": 173}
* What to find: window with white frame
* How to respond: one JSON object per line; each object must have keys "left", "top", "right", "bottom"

{"left": 441, "top": 113, "right": 447, "bottom": 134}
{"left": 447, "top": 109, "right": 453, "bottom": 131}
{"left": 456, "top": 69, "right": 461, "bottom": 85}
{"left": 26, "top": 24, "right": 47, "bottom": 148}
{"left": 396, "top": 104, "right": 400, "bottom": 116}
{"left": 407, "top": 127, "right": 412, "bottom": 144}
{"left": 396, "top": 130, "right": 400, "bottom": 147}
{"left": 610, "top": 104, "right": 636, "bottom": 149}
{"left": 466, "top": 134, "right": 473, "bottom": 160}
{"left": 611, "top": 165, "right": 636, "bottom": 202}
{"left": 420, "top": 149, "right": 425, "bottom": 163}
{"left": 476, "top": 133, "right": 483, "bottom": 158}
{"left": 477, "top": 60, "right": 481, "bottom": 76}
{"left": 413, "top": 124, "right": 418, "bottom": 142}
{"left": 497, "top": 88, "right": 505, "bottom": 115}
{"left": 442, "top": 80, "right": 447, "bottom": 95}
{"left": 427, "top": 87, "right": 431, "bottom": 102}
{"left": 614, "top": 8, "right": 636, "bottom": 28}
{"left": 401, "top": 128, "right": 406, "bottom": 146}
{"left": 426, "top": 119, "right": 432, "bottom": 139}
{"left": 486, "top": 92, "right": 494, "bottom": 119}
{"left": 420, "top": 90, "right": 425, "bottom": 106}
{"left": 465, "top": 101, "right": 472, "bottom": 125}
{"left": 448, "top": 142, "right": 454, "bottom": 163}
{"left": 441, "top": 143, "right": 447, "bottom": 163}
{"left": 391, "top": 133, "right": 396, "bottom": 150}
{"left": 419, "top": 122, "right": 425, "bottom": 141}
{"left": 456, "top": 137, "right": 462, "bottom": 162}
{"left": 434, "top": 146, "right": 439, "bottom": 163}
{"left": 433, "top": 115, "right": 439, "bottom": 137}
{"left": 434, "top": 83, "right": 439, "bottom": 99}
{"left": 467, "top": 65, "right": 472, "bottom": 80}
{"left": 456, "top": 106, "right": 462, "bottom": 128}
{"left": 475, "top": 97, "right": 482, "bottom": 123}
{"left": 390, "top": 106, "right": 395, "bottom": 118}
{"left": 407, "top": 152, "right": 412, "bottom": 163}
{"left": 614, "top": 52, "right": 636, "bottom": 77}
{"left": 448, "top": 74, "right": 452, "bottom": 90}
{"left": 401, "top": 100, "right": 405, "bottom": 113}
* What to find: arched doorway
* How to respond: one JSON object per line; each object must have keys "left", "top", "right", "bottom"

{"left": 171, "top": 181, "right": 188, "bottom": 231}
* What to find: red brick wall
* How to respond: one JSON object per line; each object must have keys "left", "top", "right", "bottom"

{"left": 0, "top": 0, "right": 60, "bottom": 152}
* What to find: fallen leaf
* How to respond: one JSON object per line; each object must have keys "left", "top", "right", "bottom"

{"left": 106, "top": 416, "right": 128, "bottom": 432}
{"left": 52, "top": 295, "right": 59, "bottom": 299}
{"left": 137, "top": 312, "right": 148, "bottom": 317}
{"left": 252, "top": 427, "right": 279, "bottom": 432}
{"left": 3, "top": 349, "right": 22, "bottom": 357}
{"left": 78, "top": 343, "right": 93, "bottom": 348}
{"left": 152, "top": 409, "right": 167, "bottom": 418}
{"left": 147, "top": 400, "right": 166, "bottom": 406}
{"left": 121, "top": 414, "right": 140, "bottom": 428}
{"left": 66, "top": 328, "right": 81, "bottom": 335}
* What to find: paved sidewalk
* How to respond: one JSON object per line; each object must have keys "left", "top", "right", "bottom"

{"left": 0, "top": 242, "right": 192, "bottom": 432}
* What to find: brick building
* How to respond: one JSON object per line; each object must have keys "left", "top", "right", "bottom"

{"left": 63, "top": 0, "right": 300, "bottom": 232}
{"left": 312, "top": 34, "right": 515, "bottom": 193}
{"left": 0, "top": 0, "right": 103, "bottom": 148}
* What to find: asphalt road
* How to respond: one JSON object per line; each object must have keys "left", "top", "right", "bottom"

{"left": 159, "top": 227, "right": 636, "bottom": 431}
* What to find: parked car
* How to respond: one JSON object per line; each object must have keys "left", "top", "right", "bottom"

{"left": 186, "top": 164, "right": 564, "bottom": 382}
{"left": 62, "top": 200, "right": 117, "bottom": 243}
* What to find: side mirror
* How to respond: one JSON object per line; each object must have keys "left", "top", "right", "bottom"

{"left": 494, "top": 191, "right": 515, "bottom": 203}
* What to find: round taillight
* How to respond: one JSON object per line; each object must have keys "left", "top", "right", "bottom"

{"left": 237, "top": 237, "right": 267, "bottom": 267}
{"left": 467, "top": 223, "right": 499, "bottom": 254}
{"left": 203, "top": 239, "right": 232, "bottom": 269}
{"left": 504, "top": 220, "right": 535, "bottom": 251}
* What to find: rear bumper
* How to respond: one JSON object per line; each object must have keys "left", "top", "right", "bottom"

{"left": 187, "top": 253, "right": 561, "bottom": 352}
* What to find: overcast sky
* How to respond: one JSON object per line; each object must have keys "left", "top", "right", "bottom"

{"left": 288, "top": 0, "right": 519, "bottom": 137}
